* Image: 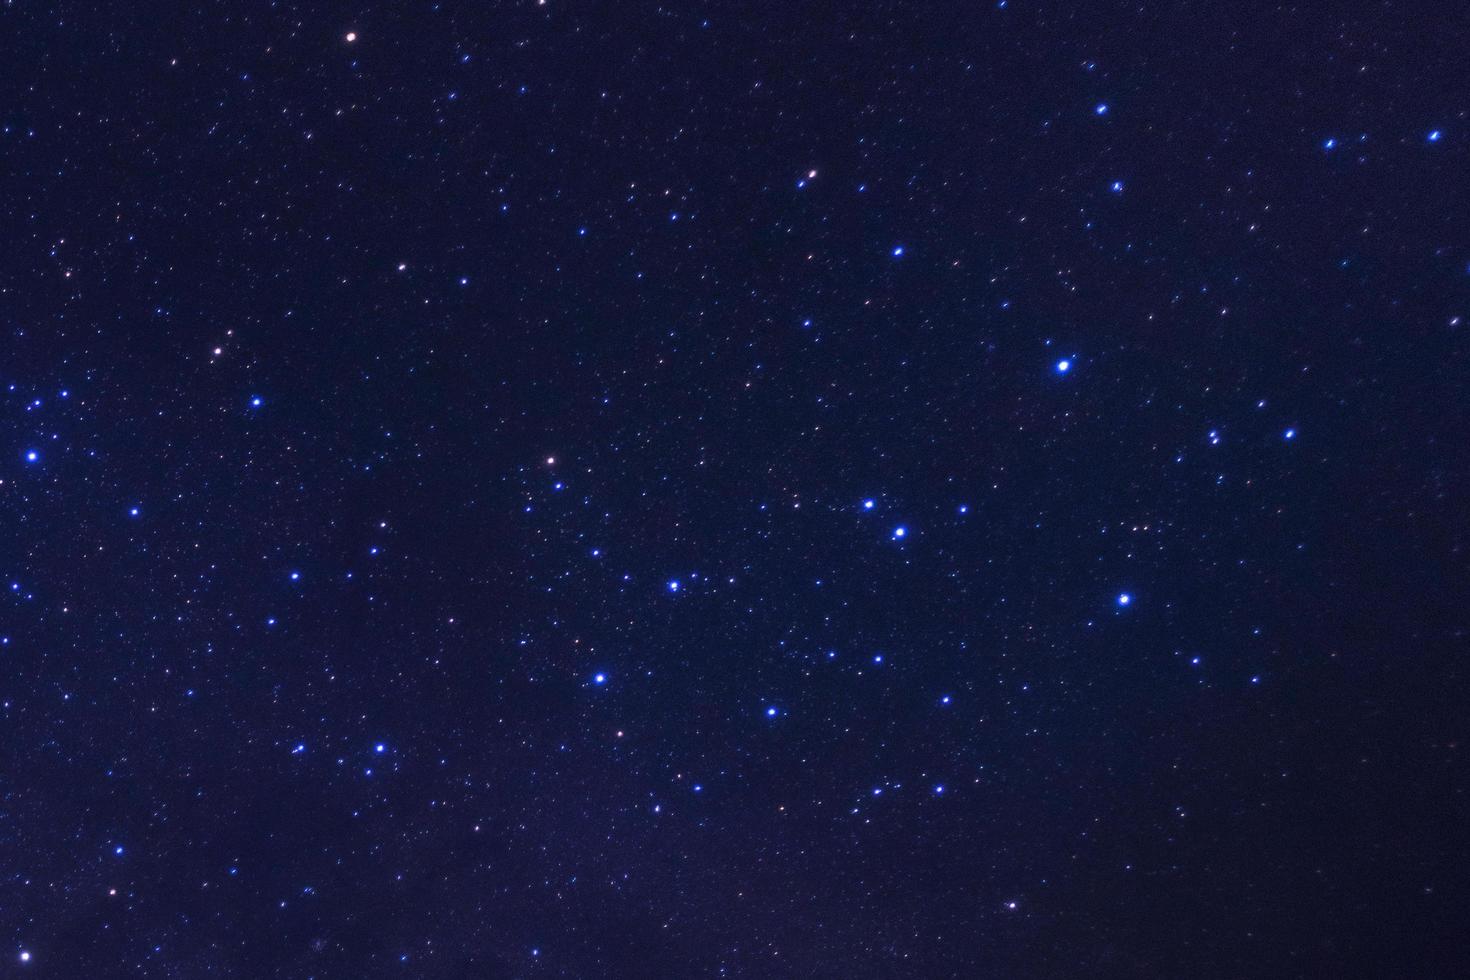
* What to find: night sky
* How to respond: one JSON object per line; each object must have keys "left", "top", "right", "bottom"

{"left": 4, "top": 2, "right": 1469, "bottom": 977}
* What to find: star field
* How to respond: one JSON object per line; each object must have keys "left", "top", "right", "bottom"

{"left": 2, "top": 2, "right": 1469, "bottom": 977}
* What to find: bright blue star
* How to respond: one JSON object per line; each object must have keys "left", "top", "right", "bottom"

{"left": 374, "top": 743, "right": 386, "bottom": 753}
{"left": 766, "top": 706, "right": 778, "bottom": 717}
{"left": 249, "top": 395, "right": 263, "bottom": 408}
{"left": 24, "top": 450, "right": 38, "bottom": 463}
{"left": 1323, "top": 137, "right": 1337, "bottom": 151}
{"left": 593, "top": 672, "right": 607, "bottom": 685}
{"left": 1428, "top": 129, "right": 1442, "bottom": 143}
{"left": 1055, "top": 358, "right": 1071, "bottom": 374}
{"left": 114, "top": 846, "right": 124, "bottom": 856}
{"left": 128, "top": 506, "right": 140, "bottom": 518}
{"left": 892, "top": 525, "right": 906, "bottom": 539}
{"left": 1095, "top": 103, "right": 1108, "bottom": 115}
{"left": 666, "top": 579, "right": 680, "bottom": 592}
{"left": 1117, "top": 592, "right": 1132, "bottom": 607}
{"left": 1284, "top": 428, "right": 1296, "bottom": 440}
{"left": 863, "top": 498, "right": 876, "bottom": 510}
{"left": 933, "top": 784, "right": 946, "bottom": 795}
{"left": 891, "top": 245, "right": 905, "bottom": 257}
{"left": 289, "top": 571, "right": 300, "bottom": 581}
{"left": 1110, "top": 180, "right": 1124, "bottom": 193}
{"left": 940, "top": 695, "right": 952, "bottom": 705}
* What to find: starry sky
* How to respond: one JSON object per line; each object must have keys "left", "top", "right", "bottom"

{"left": 3, "top": 2, "right": 1469, "bottom": 977}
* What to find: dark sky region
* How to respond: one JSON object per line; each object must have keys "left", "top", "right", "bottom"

{"left": 2, "top": 2, "right": 1468, "bottom": 977}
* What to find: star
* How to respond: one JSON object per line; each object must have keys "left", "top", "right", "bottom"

{"left": 1094, "top": 102, "right": 1108, "bottom": 115}
{"left": 593, "top": 672, "right": 607, "bottom": 685}
{"left": 1055, "top": 358, "right": 1071, "bottom": 374}
{"left": 1117, "top": 592, "right": 1132, "bottom": 607}
{"left": 892, "top": 525, "right": 906, "bottom": 539}
{"left": 891, "top": 245, "right": 905, "bottom": 257}
{"left": 24, "top": 450, "right": 38, "bottom": 463}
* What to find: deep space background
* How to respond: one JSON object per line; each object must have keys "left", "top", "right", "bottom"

{"left": 3, "top": 1, "right": 1469, "bottom": 977}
